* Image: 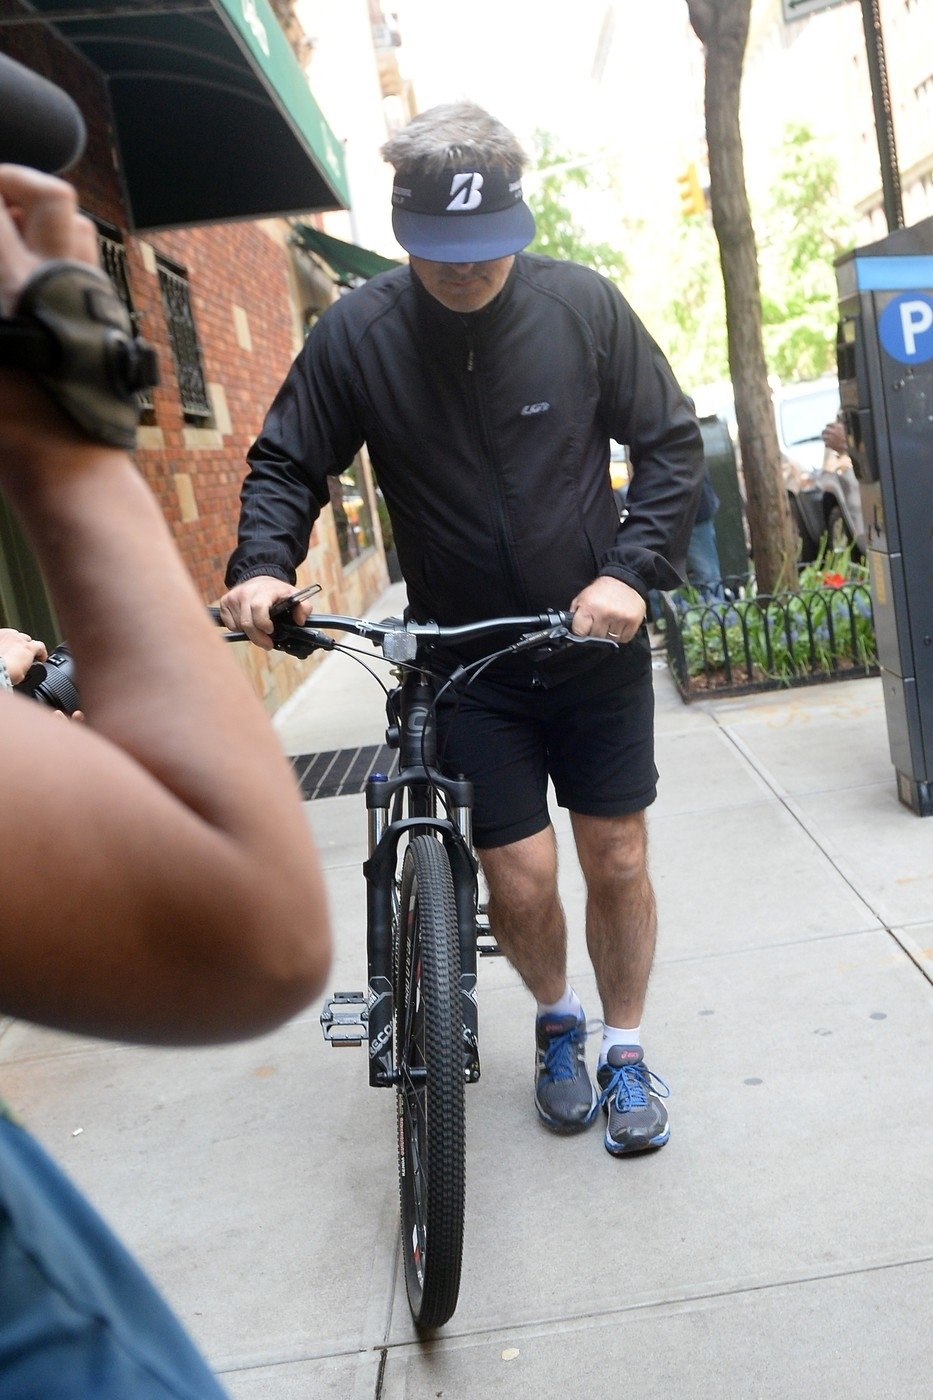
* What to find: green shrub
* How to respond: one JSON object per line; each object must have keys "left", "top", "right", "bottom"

{"left": 669, "top": 542, "right": 877, "bottom": 686}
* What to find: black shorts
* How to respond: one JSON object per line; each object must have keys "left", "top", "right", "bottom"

{"left": 435, "top": 636, "right": 657, "bottom": 849}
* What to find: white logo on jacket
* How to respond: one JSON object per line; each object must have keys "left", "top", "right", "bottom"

{"left": 521, "top": 402, "right": 550, "bottom": 416}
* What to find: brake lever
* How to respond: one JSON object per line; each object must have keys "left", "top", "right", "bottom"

{"left": 510, "top": 625, "right": 619, "bottom": 653}
{"left": 270, "top": 617, "right": 336, "bottom": 658}
{"left": 561, "top": 632, "right": 620, "bottom": 648}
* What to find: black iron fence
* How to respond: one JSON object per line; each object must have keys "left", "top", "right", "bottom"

{"left": 661, "top": 575, "right": 879, "bottom": 701}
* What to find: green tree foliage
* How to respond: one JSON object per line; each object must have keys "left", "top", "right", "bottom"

{"left": 758, "top": 123, "right": 855, "bottom": 381}
{"left": 657, "top": 123, "right": 855, "bottom": 388}
{"left": 525, "top": 130, "right": 629, "bottom": 284}
{"left": 663, "top": 218, "right": 729, "bottom": 387}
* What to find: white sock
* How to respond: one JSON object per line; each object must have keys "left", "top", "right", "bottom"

{"left": 536, "top": 984, "right": 582, "bottom": 1020}
{"left": 600, "top": 1024, "right": 641, "bottom": 1066}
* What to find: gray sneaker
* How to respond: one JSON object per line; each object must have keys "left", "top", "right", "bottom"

{"left": 596, "top": 1045, "right": 670, "bottom": 1156}
{"left": 534, "top": 1013, "right": 596, "bottom": 1134}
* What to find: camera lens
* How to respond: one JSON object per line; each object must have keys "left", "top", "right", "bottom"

{"left": 15, "top": 643, "right": 81, "bottom": 715}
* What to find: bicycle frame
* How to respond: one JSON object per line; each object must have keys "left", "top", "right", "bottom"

{"left": 362, "top": 666, "right": 480, "bottom": 1089}
{"left": 214, "top": 604, "right": 582, "bottom": 1086}
{"left": 213, "top": 603, "right": 605, "bottom": 1326}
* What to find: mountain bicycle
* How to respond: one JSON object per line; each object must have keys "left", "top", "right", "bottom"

{"left": 216, "top": 600, "right": 612, "bottom": 1330}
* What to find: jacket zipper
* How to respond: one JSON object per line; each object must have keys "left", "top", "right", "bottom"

{"left": 463, "top": 329, "right": 530, "bottom": 610}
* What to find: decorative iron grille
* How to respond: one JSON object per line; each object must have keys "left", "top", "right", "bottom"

{"left": 157, "top": 260, "right": 212, "bottom": 421}
{"left": 96, "top": 229, "right": 153, "bottom": 412}
{"left": 661, "top": 577, "right": 879, "bottom": 702}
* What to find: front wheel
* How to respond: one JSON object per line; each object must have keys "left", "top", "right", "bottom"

{"left": 395, "top": 834, "right": 465, "bottom": 1330}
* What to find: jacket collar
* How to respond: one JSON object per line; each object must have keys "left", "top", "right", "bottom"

{"left": 410, "top": 256, "right": 519, "bottom": 336}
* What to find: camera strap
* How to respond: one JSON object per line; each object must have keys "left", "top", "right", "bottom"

{"left": 0, "top": 260, "right": 159, "bottom": 450}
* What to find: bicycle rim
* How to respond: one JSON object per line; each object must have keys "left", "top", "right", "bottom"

{"left": 395, "top": 834, "right": 465, "bottom": 1330}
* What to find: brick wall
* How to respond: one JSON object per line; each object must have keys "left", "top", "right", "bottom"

{"left": 132, "top": 218, "right": 300, "bottom": 600}
{"left": 2, "top": 8, "right": 389, "bottom": 714}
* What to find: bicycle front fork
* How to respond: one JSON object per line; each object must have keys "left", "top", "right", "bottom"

{"left": 362, "top": 770, "right": 480, "bottom": 1088}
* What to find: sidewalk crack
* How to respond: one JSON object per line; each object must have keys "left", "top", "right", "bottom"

{"left": 713, "top": 720, "right": 933, "bottom": 988}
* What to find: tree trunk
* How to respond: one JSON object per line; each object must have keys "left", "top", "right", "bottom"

{"left": 687, "top": 0, "right": 798, "bottom": 592}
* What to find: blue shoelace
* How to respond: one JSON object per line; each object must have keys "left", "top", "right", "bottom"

{"left": 541, "top": 1024, "right": 584, "bottom": 1082}
{"left": 597, "top": 1061, "right": 671, "bottom": 1114}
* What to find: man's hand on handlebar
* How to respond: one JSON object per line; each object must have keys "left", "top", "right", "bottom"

{"left": 219, "top": 575, "right": 316, "bottom": 651}
{"left": 570, "top": 576, "right": 646, "bottom": 644}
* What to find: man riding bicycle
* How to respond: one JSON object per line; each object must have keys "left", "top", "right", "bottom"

{"left": 221, "top": 102, "right": 704, "bottom": 1158}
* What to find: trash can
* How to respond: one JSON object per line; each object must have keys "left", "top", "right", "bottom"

{"left": 699, "top": 413, "right": 748, "bottom": 584}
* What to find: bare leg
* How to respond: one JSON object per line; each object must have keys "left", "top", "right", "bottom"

{"left": 477, "top": 825, "right": 568, "bottom": 1006}
{"left": 570, "top": 810, "right": 656, "bottom": 1028}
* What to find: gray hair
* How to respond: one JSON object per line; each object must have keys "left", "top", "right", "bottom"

{"left": 381, "top": 102, "right": 528, "bottom": 176}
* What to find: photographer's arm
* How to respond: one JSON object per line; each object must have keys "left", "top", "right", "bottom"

{"left": 0, "top": 166, "right": 331, "bottom": 1045}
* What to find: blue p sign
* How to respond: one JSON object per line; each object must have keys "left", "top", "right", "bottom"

{"left": 879, "top": 293, "right": 933, "bottom": 365}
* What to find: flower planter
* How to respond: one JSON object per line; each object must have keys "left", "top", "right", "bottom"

{"left": 660, "top": 567, "right": 879, "bottom": 703}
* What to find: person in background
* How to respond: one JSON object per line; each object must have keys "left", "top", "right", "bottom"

{"left": 822, "top": 415, "right": 848, "bottom": 459}
{"left": 685, "top": 468, "right": 725, "bottom": 598}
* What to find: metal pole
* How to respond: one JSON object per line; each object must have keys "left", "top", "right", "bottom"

{"left": 860, "top": 0, "right": 904, "bottom": 231}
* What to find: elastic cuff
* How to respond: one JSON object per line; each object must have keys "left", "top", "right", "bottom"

{"left": 597, "top": 565, "right": 650, "bottom": 601}
{"left": 229, "top": 564, "right": 294, "bottom": 587}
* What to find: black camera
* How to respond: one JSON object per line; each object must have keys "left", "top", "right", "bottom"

{"left": 15, "top": 643, "right": 81, "bottom": 715}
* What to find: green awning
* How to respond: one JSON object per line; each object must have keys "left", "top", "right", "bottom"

{"left": 292, "top": 223, "right": 401, "bottom": 285}
{"left": 11, "top": 0, "right": 349, "bottom": 230}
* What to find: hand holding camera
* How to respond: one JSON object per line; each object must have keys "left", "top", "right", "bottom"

{"left": 0, "top": 624, "right": 46, "bottom": 684}
{"left": 0, "top": 163, "right": 158, "bottom": 454}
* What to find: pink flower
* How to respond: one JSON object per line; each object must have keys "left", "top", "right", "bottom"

{"left": 823, "top": 572, "right": 845, "bottom": 589}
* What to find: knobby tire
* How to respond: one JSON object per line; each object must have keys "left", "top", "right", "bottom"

{"left": 395, "top": 834, "right": 465, "bottom": 1330}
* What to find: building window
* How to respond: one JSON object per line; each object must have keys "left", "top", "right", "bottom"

{"left": 94, "top": 220, "right": 154, "bottom": 414}
{"left": 156, "top": 257, "right": 213, "bottom": 422}
{"left": 328, "top": 456, "right": 375, "bottom": 568}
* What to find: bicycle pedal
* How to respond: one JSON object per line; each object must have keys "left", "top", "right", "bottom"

{"left": 476, "top": 907, "right": 502, "bottom": 957}
{"left": 320, "top": 992, "right": 368, "bottom": 1046}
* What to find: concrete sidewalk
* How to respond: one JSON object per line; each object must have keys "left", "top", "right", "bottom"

{"left": 2, "top": 583, "right": 931, "bottom": 1397}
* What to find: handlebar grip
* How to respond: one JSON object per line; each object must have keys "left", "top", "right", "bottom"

{"left": 204, "top": 605, "right": 332, "bottom": 656}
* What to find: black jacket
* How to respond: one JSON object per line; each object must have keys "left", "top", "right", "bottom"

{"left": 226, "top": 254, "right": 703, "bottom": 624}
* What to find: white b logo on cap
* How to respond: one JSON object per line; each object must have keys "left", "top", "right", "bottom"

{"left": 447, "top": 172, "right": 484, "bottom": 211}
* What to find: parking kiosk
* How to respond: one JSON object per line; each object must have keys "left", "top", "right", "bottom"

{"left": 835, "top": 216, "right": 933, "bottom": 816}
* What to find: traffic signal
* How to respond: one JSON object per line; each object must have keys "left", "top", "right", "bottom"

{"left": 677, "top": 163, "right": 706, "bottom": 218}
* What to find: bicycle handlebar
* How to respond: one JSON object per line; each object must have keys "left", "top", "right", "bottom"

{"left": 210, "top": 604, "right": 584, "bottom": 656}
{"left": 207, "top": 603, "right": 629, "bottom": 667}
